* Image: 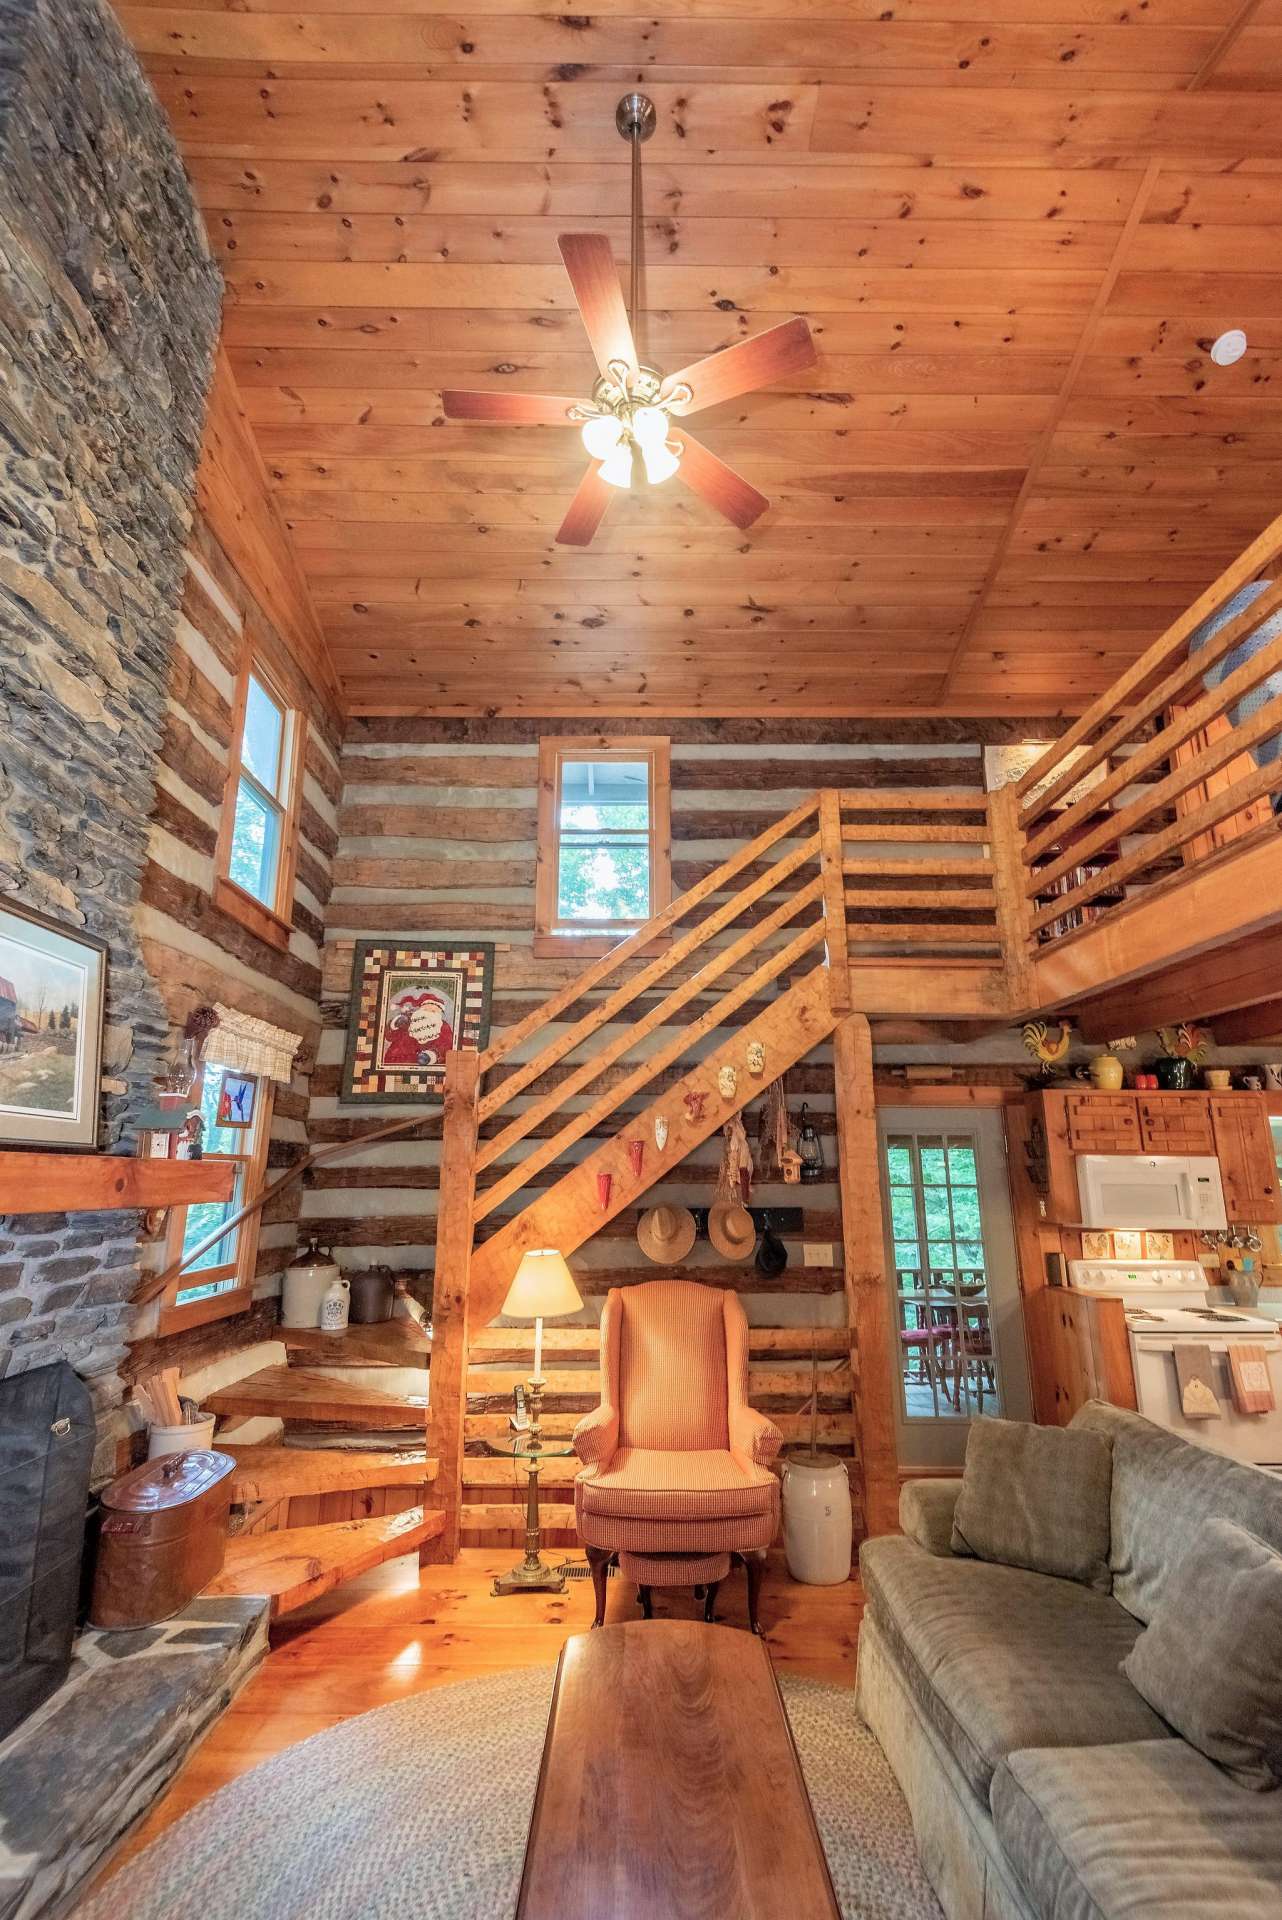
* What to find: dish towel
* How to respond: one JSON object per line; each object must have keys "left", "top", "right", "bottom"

{"left": 1228, "top": 1343, "right": 1275, "bottom": 1416}
{"left": 1174, "top": 1344, "right": 1220, "bottom": 1419}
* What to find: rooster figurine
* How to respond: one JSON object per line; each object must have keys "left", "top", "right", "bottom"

{"left": 1022, "top": 1019, "right": 1073, "bottom": 1076}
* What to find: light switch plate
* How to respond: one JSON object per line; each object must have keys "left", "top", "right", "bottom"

{"left": 803, "top": 1242, "right": 835, "bottom": 1267}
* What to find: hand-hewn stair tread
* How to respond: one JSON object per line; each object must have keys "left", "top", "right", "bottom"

{"left": 282, "top": 1320, "right": 430, "bottom": 1368}
{"left": 223, "top": 1445, "right": 436, "bottom": 1506}
{"left": 207, "top": 1507, "right": 444, "bottom": 1616}
{"left": 207, "top": 1365, "right": 427, "bottom": 1427}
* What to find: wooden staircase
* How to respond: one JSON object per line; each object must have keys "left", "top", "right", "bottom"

{"left": 205, "top": 1314, "right": 439, "bottom": 1616}
{"left": 425, "top": 785, "right": 1013, "bottom": 1557}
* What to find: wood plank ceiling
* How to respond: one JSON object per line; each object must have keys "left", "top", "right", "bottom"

{"left": 118, "top": 0, "right": 1282, "bottom": 717}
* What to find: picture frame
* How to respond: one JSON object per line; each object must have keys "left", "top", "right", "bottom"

{"left": 215, "top": 1067, "right": 257, "bottom": 1129}
{"left": 340, "top": 940, "right": 494, "bottom": 1104}
{"left": 0, "top": 899, "right": 106, "bottom": 1149}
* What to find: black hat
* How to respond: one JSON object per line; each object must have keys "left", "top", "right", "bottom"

{"left": 755, "top": 1226, "right": 788, "bottom": 1278}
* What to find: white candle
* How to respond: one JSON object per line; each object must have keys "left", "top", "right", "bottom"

{"left": 533, "top": 1314, "right": 543, "bottom": 1384}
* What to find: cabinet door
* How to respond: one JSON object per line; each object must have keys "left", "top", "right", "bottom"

{"left": 1064, "top": 1093, "right": 1141, "bottom": 1155}
{"left": 1210, "top": 1097, "right": 1282, "bottom": 1223}
{"left": 1137, "top": 1094, "right": 1216, "bottom": 1156}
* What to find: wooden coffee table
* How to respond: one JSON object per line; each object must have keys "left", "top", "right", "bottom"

{"left": 517, "top": 1620, "right": 841, "bottom": 1919}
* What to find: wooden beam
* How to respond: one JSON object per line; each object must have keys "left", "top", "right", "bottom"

{"left": 832, "top": 1012, "right": 898, "bottom": 1539}
{"left": 1071, "top": 926, "right": 1282, "bottom": 1041}
{"left": 424, "top": 1046, "right": 480, "bottom": 1564}
{"left": 819, "top": 788, "right": 851, "bottom": 1013}
{"left": 939, "top": 161, "right": 1163, "bottom": 695}
{"left": 1186, "top": 0, "right": 1264, "bottom": 91}
{"left": 1213, "top": 998, "right": 1282, "bottom": 1047}
{"left": 0, "top": 1152, "right": 234, "bottom": 1217}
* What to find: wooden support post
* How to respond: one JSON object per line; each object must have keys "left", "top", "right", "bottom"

{"left": 833, "top": 1013, "right": 899, "bottom": 1539}
{"left": 423, "top": 1047, "right": 480, "bottom": 1564}
{"left": 987, "top": 783, "right": 1037, "bottom": 1018}
{"left": 818, "top": 788, "right": 851, "bottom": 1013}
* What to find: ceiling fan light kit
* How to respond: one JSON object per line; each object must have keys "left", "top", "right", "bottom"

{"left": 441, "top": 94, "right": 818, "bottom": 546}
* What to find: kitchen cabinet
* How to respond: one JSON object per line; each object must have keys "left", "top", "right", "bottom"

{"left": 1028, "top": 1088, "right": 1281, "bottom": 1225}
{"left": 1136, "top": 1094, "right": 1216, "bottom": 1156}
{"left": 1063, "top": 1093, "right": 1141, "bottom": 1154}
{"left": 1210, "top": 1096, "right": 1282, "bottom": 1223}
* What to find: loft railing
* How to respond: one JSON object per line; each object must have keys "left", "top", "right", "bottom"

{"left": 1008, "top": 511, "right": 1282, "bottom": 975}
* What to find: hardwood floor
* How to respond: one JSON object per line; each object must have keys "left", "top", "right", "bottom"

{"left": 97, "top": 1548, "right": 862, "bottom": 1889}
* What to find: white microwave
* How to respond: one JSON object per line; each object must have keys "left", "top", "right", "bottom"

{"left": 1074, "top": 1154, "right": 1228, "bottom": 1231}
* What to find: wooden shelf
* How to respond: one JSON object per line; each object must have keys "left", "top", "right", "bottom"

{"left": 206, "top": 1507, "right": 444, "bottom": 1616}
{"left": 0, "top": 1152, "right": 236, "bottom": 1215}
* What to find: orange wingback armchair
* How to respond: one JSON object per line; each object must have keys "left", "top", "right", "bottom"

{"left": 573, "top": 1280, "right": 782, "bottom": 1632}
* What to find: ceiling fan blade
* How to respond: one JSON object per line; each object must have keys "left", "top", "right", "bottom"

{"left": 662, "top": 317, "right": 817, "bottom": 417}
{"left": 556, "top": 463, "right": 615, "bottom": 546}
{"left": 674, "top": 430, "right": 769, "bottom": 530}
{"left": 558, "top": 233, "right": 638, "bottom": 379}
{"left": 441, "top": 390, "right": 581, "bottom": 425}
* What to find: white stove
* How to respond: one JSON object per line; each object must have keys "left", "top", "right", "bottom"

{"left": 1066, "top": 1259, "right": 1273, "bottom": 1332}
{"left": 1066, "top": 1259, "right": 1282, "bottom": 1467}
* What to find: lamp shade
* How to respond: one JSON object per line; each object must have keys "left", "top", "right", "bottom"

{"left": 500, "top": 1248, "right": 582, "bottom": 1321}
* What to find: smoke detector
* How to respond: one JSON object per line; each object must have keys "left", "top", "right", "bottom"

{"left": 1210, "top": 329, "right": 1248, "bottom": 367}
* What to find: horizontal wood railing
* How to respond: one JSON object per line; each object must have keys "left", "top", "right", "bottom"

{"left": 1008, "top": 511, "right": 1282, "bottom": 975}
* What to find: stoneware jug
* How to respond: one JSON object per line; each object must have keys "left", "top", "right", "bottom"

{"left": 349, "top": 1266, "right": 395, "bottom": 1324}
{"left": 320, "top": 1273, "right": 351, "bottom": 1334}
{"left": 781, "top": 1453, "right": 852, "bottom": 1585}
{"left": 1089, "top": 1052, "right": 1124, "bottom": 1091}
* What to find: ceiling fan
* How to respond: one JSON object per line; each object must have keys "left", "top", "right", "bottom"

{"left": 441, "top": 93, "right": 817, "bottom": 547}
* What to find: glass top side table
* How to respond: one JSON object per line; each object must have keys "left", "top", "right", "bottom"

{"left": 484, "top": 1432, "right": 578, "bottom": 1595}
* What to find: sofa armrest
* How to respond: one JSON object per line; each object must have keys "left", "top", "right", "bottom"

{"left": 900, "top": 1478, "right": 963, "bottom": 1556}
{"left": 730, "top": 1403, "right": 783, "bottom": 1468}
{"left": 572, "top": 1404, "right": 618, "bottom": 1467}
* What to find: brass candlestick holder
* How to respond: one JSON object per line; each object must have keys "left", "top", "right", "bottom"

{"left": 491, "top": 1378, "right": 570, "bottom": 1596}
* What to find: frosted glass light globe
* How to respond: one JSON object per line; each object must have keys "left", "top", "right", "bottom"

{"left": 641, "top": 439, "right": 680, "bottom": 486}
{"left": 599, "top": 442, "right": 634, "bottom": 488}
{"left": 631, "top": 405, "right": 670, "bottom": 450}
{"left": 581, "top": 413, "right": 624, "bottom": 459}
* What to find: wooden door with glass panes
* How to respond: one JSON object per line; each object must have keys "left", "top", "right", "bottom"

{"left": 877, "top": 1108, "right": 1031, "bottom": 1468}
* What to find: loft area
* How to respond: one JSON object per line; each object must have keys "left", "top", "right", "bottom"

{"left": 1, "top": 2, "right": 1282, "bottom": 1919}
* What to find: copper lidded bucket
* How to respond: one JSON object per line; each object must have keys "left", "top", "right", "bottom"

{"left": 89, "top": 1450, "right": 235, "bottom": 1630}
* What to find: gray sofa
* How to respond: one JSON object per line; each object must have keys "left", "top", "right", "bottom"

{"left": 856, "top": 1401, "right": 1282, "bottom": 1920}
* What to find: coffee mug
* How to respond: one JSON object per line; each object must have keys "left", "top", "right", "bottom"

{"left": 1204, "top": 1068, "right": 1232, "bottom": 1090}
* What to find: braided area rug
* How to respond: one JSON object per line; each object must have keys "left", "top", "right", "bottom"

{"left": 76, "top": 1666, "right": 941, "bottom": 1920}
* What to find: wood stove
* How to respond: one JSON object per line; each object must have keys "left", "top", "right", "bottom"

{"left": 0, "top": 1361, "right": 95, "bottom": 1740}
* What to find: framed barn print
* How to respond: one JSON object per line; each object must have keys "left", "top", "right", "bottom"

{"left": 0, "top": 899, "right": 106, "bottom": 1147}
{"left": 340, "top": 940, "right": 494, "bottom": 1104}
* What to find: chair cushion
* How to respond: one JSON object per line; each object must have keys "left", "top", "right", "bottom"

{"left": 860, "top": 1536, "right": 1171, "bottom": 1801}
{"left": 616, "top": 1282, "right": 729, "bottom": 1451}
{"left": 951, "top": 1416, "right": 1113, "bottom": 1592}
{"left": 1121, "top": 1518, "right": 1282, "bottom": 1790}
{"left": 1071, "top": 1400, "right": 1282, "bottom": 1623}
{"left": 577, "top": 1447, "right": 777, "bottom": 1521}
{"left": 991, "top": 1738, "right": 1282, "bottom": 1920}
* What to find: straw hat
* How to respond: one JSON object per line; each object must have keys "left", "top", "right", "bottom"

{"left": 707, "top": 1200, "right": 756, "bottom": 1263}
{"left": 637, "top": 1204, "right": 697, "bottom": 1265}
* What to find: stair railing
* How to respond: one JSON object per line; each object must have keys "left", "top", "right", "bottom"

{"left": 472, "top": 793, "right": 830, "bottom": 1224}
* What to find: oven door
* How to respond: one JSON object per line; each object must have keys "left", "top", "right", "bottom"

{"left": 1129, "top": 1333, "right": 1282, "bottom": 1467}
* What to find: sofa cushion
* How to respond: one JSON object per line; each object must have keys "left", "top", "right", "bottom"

{"left": 860, "top": 1536, "right": 1171, "bottom": 1800}
{"left": 1122, "top": 1518, "right": 1282, "bottom": 1790}
{"left": 951, "top": 1416, "right": 1113, "bottom": 1591}
{"left": 992, "top": 1738, "right": 1282, "bottom": 1920}
{"left": 1071, "top": 1400, "right": 1282, "bottom": 1622}
{"left": 575, "top": 1447, "right": 777, "bottom": 1521}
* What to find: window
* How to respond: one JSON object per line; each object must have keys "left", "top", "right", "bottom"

{"left": 884, "top": 1130, "right": 1000, "bottom": 1422}
{"left": 159, "top": 1059, "right": 273, "bottom": 1334}
{"left": 215, "top": 660, "right": 305, "bottom": 950}
{"left": 534, "top": 737, "right": 670, "bottom": 956}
